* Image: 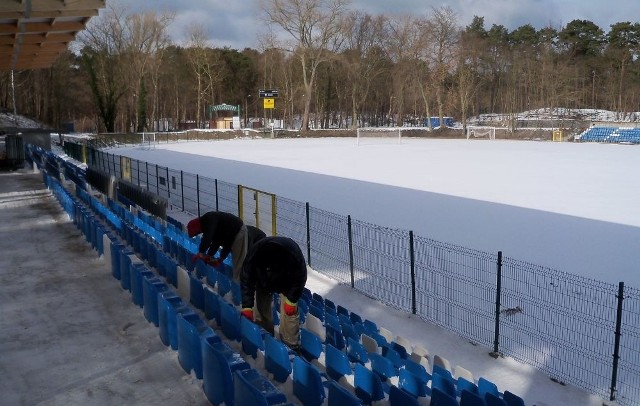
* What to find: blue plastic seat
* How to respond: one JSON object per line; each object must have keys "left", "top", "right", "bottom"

{"left": 234, "top": 368, "right": 289, "bottom": 406}
{"left": 485, "top": 392, "right": 508, "bottom": 406}
{"left": 460, "top": 389, "right": 486, "bottom": 406}
{"left": 326, "top": 324, "right": 346, "bottom": 351}
{"left": 341, "top": 321, "right": 359, "bottom": 343}
{"left": 325, "top": 312, "right": 341, "bottom": 331}
{"left": 219, "top": 297, "right": 241, "bottom": 341}
{"left": 325, "top": 343, "right": 353, "bottom": 382}
{"left": 382, "top": 346, "right": 405, "bottom": 369}
{"left": 403, "top": 358, "right": 430, "bottom": 385}
{"left": 217, "top": 271, "right": 232, "bottom": 298}
{"left": 432, "top": 372, "right": 457, "bottom": 398}
{"left": 142, "top": 276, "right": 168, "bottom": 327}
{"left": 398, "top": 368, "right": 429, "bottom": 397}
{"left": 204, "top": 286, "right": 221, "bottom": 324}
{"left": 230, "top": 279, "right": 242, "bottom": 306}
{"left": 433, "top": 364, "right": 454, "bottom": 382}
{"left": 336, "top": 304, "right": 350, "bottom": 317}
{"left": 430, "top": 386, "right": 459, "bottom": 406}
{"left": 504, "top": 390, "right": 526, "bottom": 406}
{"left": 478, "top": 377, "right": 501, "bottom": 399}
{"left": 389, "top": 385, "right": 419, "bottom": 406}
{"left": 240, "top": 317, "right": 265, "bottom": 359}
{"left": 309, "top": 302, "right": 325, "bottom": 322}
{"left": 349, "top": 311, "right": 363, "bottom": 325}
{"left": 177, "top": 312, "right": 218, "bottom": 379}
{"left": 369, "top": 352, "right": 397, "bottom": 382}
{"left": 300, "top": 328, "right": 324, "bottom": 363}
{"left": 264, "top": 334, "right": 293, "bottom": 383}
{"left": 202, "top": 339, "right": 251, "bottom": 406}
{"left": 327, "top": 380, "right": 362, "bottom": 406}
{"left": 346, "top": 337, "right": 369, "bottom": 365}
{"left": 363, "top": 319, "right": 378, "bottom": 334}
{"left": 158, "top": 293, "right": 194, "bottom": 350}
{"left": 354, "top": 363, "right": 385, "bottom": 404}
{"left": 292, "top": 356, "right": 326, "bottom": 406}
{"left": 189, "top": 273, "right": 205, "bottom": 310}
{"left": 457, "top": 376, "right": 479, "bottom": 397}
{"left": 312, "top": 292, "right": 324, "bottom": 303}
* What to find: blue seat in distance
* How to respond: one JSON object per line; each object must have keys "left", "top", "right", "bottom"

{"left": 354, "top": 363, "right": 385, "bottom": 404}
{"left": 325, "top": 324, "right": 346, "bottom": 351}
{"left": 337, "top": 304, "right": 350, "bottom": 317}
{"left": 204, "top": 286, "right": 220, "bottom": 324}
{"left": 189, "top": 273, "right": 205, "bottom": 310}
{"left": 503, "top": 390, "right": 526, "bottom": 406}
{"left": 457, "top": 376, "right": 479, "bottom": 397}
{"left": 177, "top": 312, "right": 217, "bottom": 379}
{"left": 369, "top": 352, "right": 397, "bottom": 382}
{"left": 403, "top": 357, "right": 430, "bottom": 385}
{"left": 300, "top": 328, "right": 324, "bottom": 363}
{"left": 432, "top": 372, "right": 457, "bottom": 398}
{"left": 346, "top": 337, "right": 369, "bottom": 365}
{"left": 460, "top": 389, "right": 486, "bottom": 406}
{"left": 240, "top": 317, "right": 265, "bottom": 359}
{"left": 430, "top": 386, "right": 459, "bottom": 406}
{"left": 202, "top": 339, "right": 251, "bottom": 406}
{"left": 327, "top": 380, "right": 362, "bottom": 406}
{"left": 398, "top": 368, "right": 428, "bottom": 398}
{"left": 264, "top": 334, "right": 293, "bottom": 383}
{"left": 292, "top": 356, "right": 326, "bottom": 406}
{"left": 219, "top": 297, "right": 241, "bottom": 341}
{"left": 325, "top": 343, "right": 353, "bottom": 382}
{"left": 142, "top": 276, "right": 168, "bottom": 327}
{"left": 389, "top": 385, "right": 419, "bottom": 406}
{"left": 234, "top": 368, "right": 289, "bottom": 406}
{"left": 478, "top": 377, "right": 501, "bottom": 399}
{"left": 485, "top": 392, "right": 508, "bottom": 406}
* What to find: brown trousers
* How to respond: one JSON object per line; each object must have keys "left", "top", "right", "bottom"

{"left": 254, "top": 292, "right": 300, "bottom": 350}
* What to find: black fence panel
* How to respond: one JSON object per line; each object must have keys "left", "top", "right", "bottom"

{"left": 413, "top": 236, "right": 497, "bottom": 346}
{"left": 500, "top": 257, "right": 617, "bottom": 400}
{"left": 307, "top": 207, "right": 351, "bottom": 285}
{"left": 618, "top": 286, "right": 640, "bottom": 404}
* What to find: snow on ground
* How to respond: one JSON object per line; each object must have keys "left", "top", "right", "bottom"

{"left": 111, "top": 137, "right": 640, "bottom": 289}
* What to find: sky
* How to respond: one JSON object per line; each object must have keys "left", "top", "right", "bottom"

{"left": 120, "top": 0, "right": 640, "bottom": 51}
{"left": 112, "top": 137, "right": 640, "bottom": 289}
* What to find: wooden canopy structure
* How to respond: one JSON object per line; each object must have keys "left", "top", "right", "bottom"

{"left": 0, "top": 0, "right": 106, "bottom": 71}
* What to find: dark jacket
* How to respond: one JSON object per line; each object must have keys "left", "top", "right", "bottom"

{"left": 246, "top": 225, "right": 267, "bottom": 248}
{"left": 198, "top": 211, "right": 244, "bottom": 259}
{"left": 240, "top": 236, "right": 307, "bottom": 309}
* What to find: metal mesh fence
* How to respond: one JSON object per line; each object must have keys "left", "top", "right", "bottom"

{"left": 413, "top": 236, "right": 497, "bottom": 347}
{"left": 76, "top": 144, "right": 640, "bottom": 406}
{"left": 500, "top": 257, "right": 617, "bottom": 400}
{"left": 351, "top": 220, "right": 412, "bottom": 312}
{"left": 619, "top": 286, "right": 640, "bottom": 405}
{"left": 307, "top": 207, "right": 351, "bottom": 285}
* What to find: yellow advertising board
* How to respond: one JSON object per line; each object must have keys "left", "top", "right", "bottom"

{"left": 263, "top": 98, "right": 275, "bottom": 109}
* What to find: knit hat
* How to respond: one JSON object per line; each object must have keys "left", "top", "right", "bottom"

{"left": 187, "top": 218, "right": 201, "bottom": 237}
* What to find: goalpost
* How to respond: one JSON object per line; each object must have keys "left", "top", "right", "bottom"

{"left": 356, "top": 127, "right": 402, "bottom": 145}
{"left": 466, "top": 126, "right": 496, "bottom": 140}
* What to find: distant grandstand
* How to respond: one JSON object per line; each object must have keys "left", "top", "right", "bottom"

{"left": 577, "top": 126, "right": 640, "bottom": 144}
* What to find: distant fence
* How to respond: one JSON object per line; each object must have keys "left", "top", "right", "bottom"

{"left": 64, "top": 140, "right": 640, "bottom": 406}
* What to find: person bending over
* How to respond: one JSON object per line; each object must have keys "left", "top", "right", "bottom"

{"left": 186, "top": 211, "right": 248, "bottom": 281}
{"left": 240, "top": 236, "right": 307, "bottom": 350}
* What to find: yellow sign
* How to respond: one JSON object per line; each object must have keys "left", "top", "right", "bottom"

{"left": 263, "top": 98, "right": 275, "bottom": 109}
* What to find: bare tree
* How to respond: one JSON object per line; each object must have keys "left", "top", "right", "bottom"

{"left": 340, "top": 12, "right": 389, "bottom": 128}
{"left": 421, "top": 6, "right": 460, "bottom": 128}
{"left": 261, "top": 0, "right": 349, "bottom": 130}
{"left": 185, "top": 24, "right": 221, "bottom": 128}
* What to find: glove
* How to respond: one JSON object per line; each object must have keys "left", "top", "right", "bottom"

{"left": 283, "top": 298, "right": 297, "bottom": 316}
{"left": 241, "top": 308, "right": 254, "bottom": 321}
{"left": 207, "top": 258, "right": 220, "bottom": 268}
{"left": 191, "top": 252, "right": 209, "bottom": 263}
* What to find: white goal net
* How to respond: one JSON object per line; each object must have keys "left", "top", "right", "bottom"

{"left": 466, "top": 127, "right": 496, "bottom": 140}
{"left": 356, "top": 127, "right": 402, "bottom": 145}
